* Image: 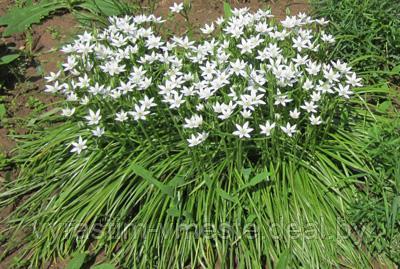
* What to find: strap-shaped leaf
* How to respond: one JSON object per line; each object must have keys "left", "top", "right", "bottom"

{"left": 0, "top": 1, "right": 67, "bottom": 36}
{"left": 223, "top": 1, "right": 233, "bottom": 19}
{"left": 130, "top": 163, "right": 174, "bottom": 198}
{"left": 0, "top": 53, "right": 20, "bottom": 65}
{"left": 91, "top": 263, "right": 115, "bottom": 269}
{"left": 65, "top": 252, "right": 87, "bottom": 269}
{"left": 77, "top": 0, "right": 129, "bottom": 17}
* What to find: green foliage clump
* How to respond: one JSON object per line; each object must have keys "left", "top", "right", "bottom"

{"left": 311, "top": 0, "right": 400, "bottom": 81}
{"left": 350, "top": 103, "right": 400, "bottom": 264}
{"left": 0, "top": 0, "right": 135, "bottom": 37}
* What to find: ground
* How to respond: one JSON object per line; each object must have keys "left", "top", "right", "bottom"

{"left": 0, "top": 0, "right": 308, "bottom": 267}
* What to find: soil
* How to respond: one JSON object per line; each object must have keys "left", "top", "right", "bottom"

{"left": 0, "top": 0, "right": 309, "bottom": 268}
{"left": 155, "top": 0, "right": 309, "bottom": 35}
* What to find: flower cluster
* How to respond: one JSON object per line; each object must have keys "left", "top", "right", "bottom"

{"left": 44, "top": 5, "right": 362, "bottom": 154}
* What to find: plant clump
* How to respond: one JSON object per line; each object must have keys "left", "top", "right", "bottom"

{"left": 1, "top": 6, "right": 374, "bottom": 268}
{"left": 47, "top": 7, "right": 362, "bottom": 159}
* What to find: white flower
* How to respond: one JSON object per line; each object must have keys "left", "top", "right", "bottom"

{"left": 233, "top": 122, "right": 253, "bottom": 138}
{"left": 70, "top": 136, "right": 87, "bottom": 154}
{"left": 129, "top": 104, "right": 150, "bottom": 121}
{"left": 146, "top": 35, "right": 164, "bottom": 49}
{"left": 230, "top": 59, "right": 247, "bottom": 77}
{"left": 100, "top": 61, "right": 125, "bottom": 76}
{"left": 216, "top": 16, "right": 224, "bottom": 25}
{"left": 321, "top": 33, "right": 335, "bottom": 43}
{"left": 289, "top": 108, "right": 300, "bottom": 119}
{"left": 76, "top": 74, "right": 90, "bottom": 88}
{"left": 61, "top": 107, "right": 75, "bottom": 117}
{"left": 310, "top": 114, "right": 322, "bottom": 125}
{"left": 292, "top": 36, "right": 308, "bottom": 52}
{"left": 173, "top": 36, "right": 195, "bottom": 50}
{"left": 200, "top": 61, "right": 217, "bottom": 79}
{"left": 302, "top": 79, "right": 314, "bottom": 91}
{"left": 182, "top": 86, "right": 196, "bottom": 96}
{"left": 336, "top": 84, "right": 353, "bottom": 99}
{"left": 237, "top": 38, "right": 253, "bottom": 54}
{"left": 168, "top": 93, "right": 185, "bottom": 109}
{"left": 85, "top": 109, "right": 101, "bottom": 125}
{"left": 274, "top": 90, "right": 292, "bottom": 107}
{"left": 140, "top": 95, "right": 157, "bottom": 109}
{"left": 306, "top": 61, "right": 321, "bottom": 76}
{"left": 240, "top": 109, "right": 252, "bottom": 118}
{"left": 237, "top": 94, "right": 255, "bottom": 111}
{"left": 196, "top": 103, "right": 204, "bottom": 111}
{"left": 315, "top": 18, "right": 329, "bottom": 26}
{"left": 92, "top": 127, "right": 105, "bottom": 137}
{"left": 311, "top": 91, "right": 322, "bottom": 102}
{"left": 184, "top": 114, "right": 203, "bottom": 129}
{"left": 346, "top": 73, "right": 362, "bottom": 87}
{"left": 292, "top": 54, "right": 309, "bottom": 66}
{"left": 62, "top": 56, "right": 77, "bottom": 71}
{"left": 80, "top": 96, "right": 90, "bottom": 105}
{"left": 44, "top": 71, "right": 61, "bottom": 82}
{"left": 46, "top": 11, "right": 358, "bottom": 152}
{"left": 216, "top": 101, "right": 236, "bottom": 120}
{"left": 89, "top": 83, "right": 105, "bottom": 96}
{"left": 259, "top": 121, "right": 276, "bottom": 136}
{"left": 187, "top": 132, "right": 208, "bottom": 147}
{"left": 116, "top": 110, "right": 129, "bottom": 122}
{"left": 67, "top": 93, "right": 78, "bottom": 102}
{"left": 280, "top": 123, "right": 297, "bottom": 137}
{"left": 224, "top": 24, "right": 244, "bottom": 38}
{"left": 200, "top": 23, "right": 215, "bottom": 35}
{"left": 45, "top": 81, "right": 62, "bottom": 93}
{"left": 170, "top": 2, "right": 184, "bottom": 13}
{"left": 118, "top": 81, "right": 133, "bottom": 94}
{"left": 316, "top": 80, "right": 334, "bottom": 94}
{"left": 332, "top": 60, "right": 351, "bottom": 74}
{"left": 281, "top": 16, "right": 301, "bottom": 28}
{"left": 300, "top": 101, "right": 318, "bottom": 113}
{"left": 323, "top": 67, "right": 340, "bottom": 83}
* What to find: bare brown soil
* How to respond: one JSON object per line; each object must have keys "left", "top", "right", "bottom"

{"left": 155, "top": 0, "right": 309, "bottom": 35}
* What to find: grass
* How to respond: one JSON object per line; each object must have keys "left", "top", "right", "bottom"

{"left": 349, "top": 104, "right": 400, "bottom": 264}
{"left": 311, "top": 0, "right": 400, "bottom": 265}
{"left": 310, "top": 0, "right": 400, "bottom": 73}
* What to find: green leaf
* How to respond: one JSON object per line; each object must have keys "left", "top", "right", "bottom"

{"left": 65, "top": 252, "right": 87, "bottom": 269}
{"left": 242, "top": 167, "right": 252, "bottom": 181}
{"left": 391, "top": 64, "right": 400, "bottom": 75}
{"left": 377, "top": 100, "right": 392, "bottom": 113}
{"left": 204, "top": 174, "right": 213, "bottom": 188}
{"left": 130, "top": 163, "right": 174, "bottom": 198}
{"left": 92, "top": 263, "right": 115, "bottom": 269}
{"left": 167, "top": 207, "right": 181, "bottom": 217}
{"left": 26, "top": 108, "right": 60, "bottom": 127}
{"left": 168, "top": 168, "right": 186, "bottom": 187}
{"left": 0, "top": 104, "right": 6, "bottom": 120}
{"left": 276, "top": 249, "right": 290, "bottom": 269}
{"left": 77, "top": 0, "right": 129, "bottom": 18}
{"left": 238, "top": 170, "right": 269, "bottom": 192}
{"left": 216, "top": 188, "right": 238, "bottom": 203}
{"left": 0, "top": 1, "right": 67, "bottom": 36}
{"left": 167, "top": 206, "right": 192, "bottom": 220}
{"left": 0, "top": 53, "right": 20, "bottom": 65}
{"left": 223, "top": 1, "right": 232, "bottom": 19}
{"left": 183, "top": 0, "right": 191, "bottom": 10}
{"left": 389, "top": 196, "right": 400, "bottom": 235}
